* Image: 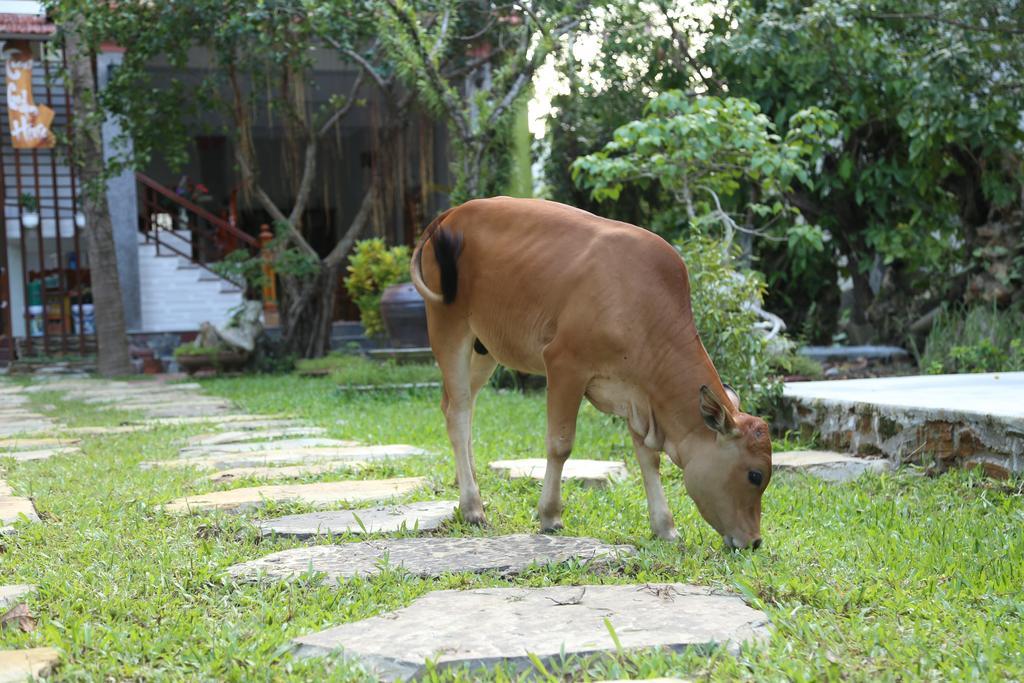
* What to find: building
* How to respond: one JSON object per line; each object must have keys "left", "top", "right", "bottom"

{"left": 0, "top": 1, "right": 465, "bottom": 368}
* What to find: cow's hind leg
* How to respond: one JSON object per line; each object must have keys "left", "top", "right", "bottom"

{"left": 435, "top": 330, "right": 493, "bottom": 526}
{"left": 538, "top": 348, "right": 587, "bottom": 532}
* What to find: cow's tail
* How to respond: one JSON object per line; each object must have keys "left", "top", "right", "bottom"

{"left": 410, "top": 208, "right": 460, "bottom": 305}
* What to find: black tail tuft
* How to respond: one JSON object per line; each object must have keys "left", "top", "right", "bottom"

{"left": 433, "top": 228, "right": 463, "bottom": 304}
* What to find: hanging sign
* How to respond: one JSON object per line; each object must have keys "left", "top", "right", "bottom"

{"left": 5, "top": 40, "right": 55, "bottom": 149}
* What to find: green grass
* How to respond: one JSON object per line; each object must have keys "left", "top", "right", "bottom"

{"left": 1, "top": 374, "right": 1022, "bottom": 680}
{"left": 294, "top": 353, "right": 440, "bottom": 386}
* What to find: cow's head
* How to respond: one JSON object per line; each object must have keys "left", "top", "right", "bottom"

{"left": 683, "top": 385, "right": 772, "bottom": 550}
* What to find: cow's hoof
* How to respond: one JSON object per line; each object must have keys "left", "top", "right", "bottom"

{"left": 460, "top": 509, "right": 488, "bottom": 526}
{"left": 654, "top": 527, "right": 679, "bottom": 542}
{"left": 540, "top": 521, "right": 564, "bottom": 534}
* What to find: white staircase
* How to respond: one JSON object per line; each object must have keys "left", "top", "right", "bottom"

{"left": 137, "top": 230, "right": 245, "bottom": 333}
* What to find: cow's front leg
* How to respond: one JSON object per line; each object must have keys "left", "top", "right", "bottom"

{"left": 538, "top": 359, "right": 586, "bottom": 532}
{"left": 631, "top": 431, "right": 678, "bottom": 541}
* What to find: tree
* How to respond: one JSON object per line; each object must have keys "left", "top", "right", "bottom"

{"left": 571, "top": 91, "right": 837, "bottom": 244}
{"left": 61, "top": 14, "right": 132, "bottom": 376}
{"left": 51, "top": 1, "right": 413, "bottom": 358}
{"left": 378, "top": 0, "right": 587, "bottom": 201}
{"left": 702, "top": 0, "right": 1024, "bottom": 342}
{"left": 542, "top": 0, "right": 705, "bottom": 225}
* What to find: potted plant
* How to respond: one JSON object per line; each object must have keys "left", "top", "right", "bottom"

{"left": 344, "top": 238, "right": 428, "bottom": 347}
{"left": 173, "top": 341, "right": 249, "bottom": 375}
{"left": 19, "top": 193, "right": 39, "bottom": 229}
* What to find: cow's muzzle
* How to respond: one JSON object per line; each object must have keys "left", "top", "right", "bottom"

{"left": 723, "top": 535, "right": 762, "bottom": 550}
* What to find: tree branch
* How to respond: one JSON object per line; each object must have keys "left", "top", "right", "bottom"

{"left": 383, "top": 0, "right": 471, "bottom": 140}
{"left": 317, "top": 69, "right": 366, "bottom": 138}
{"left": 324, "top": 179, "right": 377, "bottom": 268}
{"left": 234, "top": 148, "right": 318, "bottom": 259}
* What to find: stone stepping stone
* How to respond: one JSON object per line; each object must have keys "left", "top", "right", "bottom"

{"left": 490, "top": 458, "right": 628, "bottom": 487}
{"left": 0, "top": 422, "right": 55, "bottom": 437}
{"left": 0, "top": 584, "right": 35, "bottom": 610}
{"left": 0, "top": 495, "right": 40, "bottom": 525}
{"left": 774, "top": 450, "right": 893, "bottom": 482}
{"left": 180, "top": 437, "right": 356, "bottom": 457}
{"left": 292, "top": 583, "right": 767, "bottom": 678}
{"left": 0, "top": 647, "right": 60, "bottom": 683}
{"left": 187, "top": 427, "right": 326, "bottom": 447}
{"left": 229, "top": 534, "right": 633, "bottom": 583}
{"left": 0, "top": 437, "right": 79, "bottom": 449}
{"left": 143, "top": 413, "right": 290, "bottom": 426}
{"left": 144, "top": 445, "right": 427, "bottom": 471}
{"left": 60, "top": 425, "right": 154, "bottom": 435}
{"left": 1, "top": 446, "right": 81, "bottom": 462}
{"left": 165, "top": 476, "right": 426, "bottom": 515}
{"left": 256, "top": 500, "right": 458, "bottom": 538}
{"left": 208, "top": 462, "right": 366, "bottom": 484}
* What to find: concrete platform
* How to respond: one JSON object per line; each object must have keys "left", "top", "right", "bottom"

{"left": 292, "top": 584, "right": 768, "bottom": 680}
{"left": 229, "top": 534, "right": 632, "bottom": 583}
{"left": 781, "top": 372, "right": 1024, "bottom": 476}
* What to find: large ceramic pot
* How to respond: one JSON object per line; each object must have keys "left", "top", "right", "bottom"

{"left": 380, "top": 282, "right": 429, "bottom": 348}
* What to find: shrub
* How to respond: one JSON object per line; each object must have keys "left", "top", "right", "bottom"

{"left": 918, "top": 304, "right": 1024, "bottom": 374}
{"left": 677, "top": 235, "right": 780, "bottom": 409}
{"left": 343, "top": 239, "right": 411, "bottom": 337}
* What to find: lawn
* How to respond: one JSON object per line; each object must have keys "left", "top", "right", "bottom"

{"left": 1, "top": 371, "right": 1022, "bottom": 681}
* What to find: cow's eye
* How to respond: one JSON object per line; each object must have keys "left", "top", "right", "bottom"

{"left": 748, "top": 470, "right": 763, "bottom": 487}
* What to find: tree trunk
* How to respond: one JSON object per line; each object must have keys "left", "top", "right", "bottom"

{"left": 65, "top": 24, "right": 133, "bottom": 376}
{"left": 280, "top": 262, "right": 340, "bottom": 358}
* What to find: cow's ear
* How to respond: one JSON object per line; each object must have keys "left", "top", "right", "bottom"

{"left": 700, "top": 385, "right": 738, "bottom": 437}
{"left": 722, "top": 383, "right": 741, "bottom": 410}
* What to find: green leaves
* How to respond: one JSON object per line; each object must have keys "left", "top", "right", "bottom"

{"left": 572, "top": 92, "right": 834, "bottom": 245}
{"left": 343, "top": 238, "right": 411, "bottom": 336}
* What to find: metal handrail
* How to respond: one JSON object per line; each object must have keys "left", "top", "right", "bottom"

{"left": 135, "top": 172, "right": 258, "bottom": 248}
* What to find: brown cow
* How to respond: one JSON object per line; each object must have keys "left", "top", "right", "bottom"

{"left": 410, "top": 197, "right": 771, "bottom": 549}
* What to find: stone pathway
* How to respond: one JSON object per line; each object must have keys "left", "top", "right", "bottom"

{"left": 292, "top": 584, "right": 768, "bottom": 679}
{"left": 30, "top": 378, "right": 236, "bottom": 419}
{"left": 229, "top": 534, "right": 632, "bottom": 583}
{"left": 774, "top": 450, "right": 893, "bottom": 482}
{"left": 143, "top": 445, "right": 427, "bottom": 471}
{"left": 490, "top": 458, "right": 628, "bottom": 486}
{"left": 0, "top": 584, "right": 35, "bottom": 610}
{"left": 208, "top": 462, "right": 367, "bottom": 484}
{"left": 0, "top": 477, "right": 40, "bottom": 534}
{"left": 165, "top": 477, "right": 426, "bottom": 514}
{"left": 1, "top": 446, "right": 82, "bottom": 462}
{"left": 0, "top": 648, "right": 60, "bottom": 683}
{"left": 256, "top": 501, "right": 458, "bottom": 538}
{"left": 0, "top": 385, "right": 56, "bottom": 436}
{"left": 179, "top": 437, "right": 359, "bottom": 457}
{"left": 186, "top": 427, "right": 326, "bottom": 447}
